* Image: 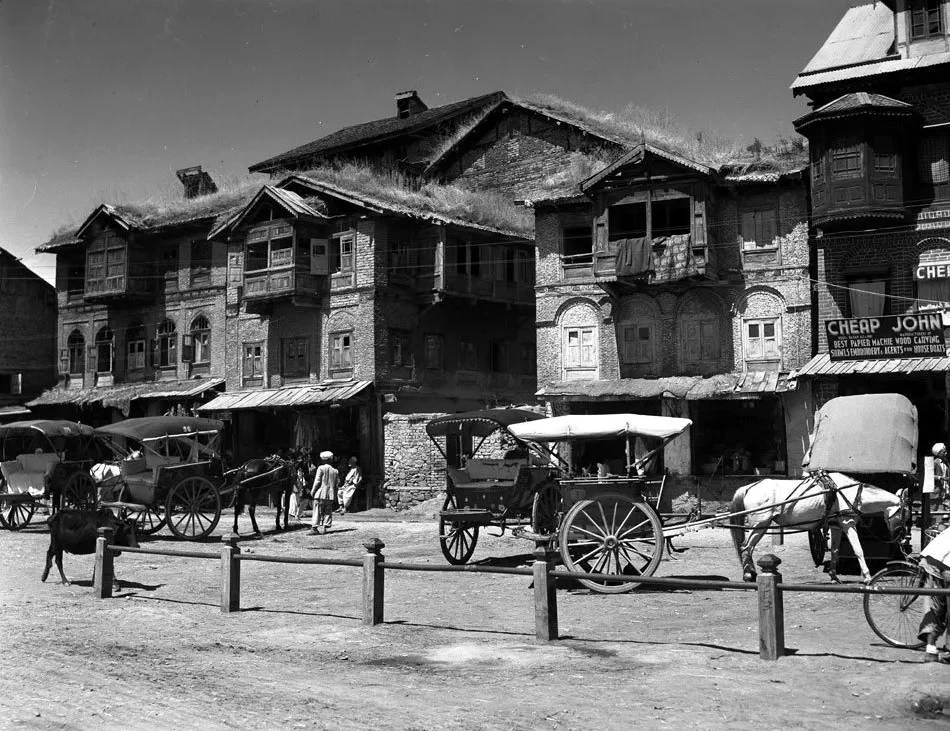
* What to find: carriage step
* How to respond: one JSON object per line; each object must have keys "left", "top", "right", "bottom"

{"left": 511, "top": 527, "right": 555, "bottom": 543}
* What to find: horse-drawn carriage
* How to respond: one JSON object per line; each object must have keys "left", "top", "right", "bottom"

{"left": 427, "top": 409, "right": 691, "bottom": 593}
{"left": 94, "top": 416, "right": 228, "bottom": 541}
{"left": 0, "top": 420, "right": 100, "bottom": 530}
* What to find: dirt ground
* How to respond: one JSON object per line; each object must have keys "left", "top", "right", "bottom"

{"left": 1, "top": 504, "right": 949, "bottom": 731}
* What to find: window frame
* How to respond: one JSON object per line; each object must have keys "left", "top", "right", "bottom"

{"left": 831, "top": 137, "right": 862, "bottom": 179}
{"left": 682, "top": 318, "right": 721, "bottom": 365}
{"left": 389, "top": 329, "right": 412, "bottom": 370}
{"left": 424, "top": 333, "right": 444, "bottom": 370}
{"left": 329, "top": 330, "right": 354, "bottom": 376}
{"left": 457, "top": 339, "right": 479, "bottom": 372}
{"left": 847, "top": 277, "right": 889, "bottom": 318}
{"left": 67, "top": 330, "right": 85, "bottom": 375}
{"left": 743, "top": 317, "right": 782, "bottom": 365}
{"left": 621, "top": 321, "right": 655, "bottom": 365}
{"left": 156, "top": 319, "right": 178, "bottom": 369}
{"left": 127, "top": 326, "right": 147, "bottom": 372}
{"left": 911, "top": 0, "right": 943, "bottom": 38}
{"left": 561, "top": 224, "right": 594, "bottom": 270}
{"left": 189, "top": 315, "right": 212, "bottom": 364}
{"left": 281, "top": 336, "right": 309, "bottom": 378}
{"left": 562, "top": 325, "right": 598, "bottom": 378}
{"left": 739, "top": 208, "right": 778, "bottom": 251}
{"left": 242, "top": 341, "right": 264, "bottom": 382}
{"left": 190, "top": 240, "right": 213, "bottom": 287}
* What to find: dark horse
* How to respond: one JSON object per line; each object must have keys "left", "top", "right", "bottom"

{"left": 231, "top": 454, "right": 296, "bottom": 535}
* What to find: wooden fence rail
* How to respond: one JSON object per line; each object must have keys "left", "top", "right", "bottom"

{"left": 93, "top": 529, "right": 950, "bottom": 662}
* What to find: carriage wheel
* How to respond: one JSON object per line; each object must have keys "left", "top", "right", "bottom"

{"left": 61, "top": 472, "right": 97, "bottom": 511}
{"left": 0, "top": 499, "right": 36, "bottom": 530}
{"left": 558, "top": 491, "right": 663, "bottom": 594}
{"left": 165, "top": 477, "right": 221, "bottom": 541}
{"left": 531, "top": 481, "right": 561, "bottom": 536}
{"left": 438, "top": 494, "right": 479, "bottom": 565}
{"left": 126, "top": 505, "right": 166, "bottom": 535}
{"left": 808, "top": 527, "right": 828, "bottom": 567}
{"left": 863, "top": 561, "right": 927, "bottom": 649}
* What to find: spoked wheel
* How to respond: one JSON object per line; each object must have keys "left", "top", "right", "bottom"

{"left": 438, "top": 494, "right": 479, "bottom": 565}
{"left": 0, "top": 498, "right": 36, "bottom": 530}
{"left": 126, "top": 505, "right": 166, "bottom": 535}
{"left": 61, "top": 472, "right": 97, "bottom": 511}
{"left": 808, "top": 527, "right": 828, "bottom": 567}
{"left": 531, "top": 481, "right": 561, "bottom": 536}
{"left": 558, "top": 491, "right": 663, "bottom": 594}
{"left": 863, "top": 561, "right": 927, "bottom": 649}
{"left": 165, "top": 477, "right": 221, "bottom": 541}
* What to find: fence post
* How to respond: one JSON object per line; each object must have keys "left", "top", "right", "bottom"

{"left": 221, "top": 534, "right": 241, "bottom": 613}
{"left": 93, "top": 526, "right": 115, "bottom": 599}
{"left": 533, "top": 543, "right": 558, "bottom": 641}
{"left": 756, "top": 554, "right": 785, "bottom": 661}
{"left": 363, "top": 537, "right": 385, "bottom": 626}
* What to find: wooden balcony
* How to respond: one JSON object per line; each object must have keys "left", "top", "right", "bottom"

{"left": 243, "top": 266, "right": 324, "bottom": 308}
{"left": 83, "top": 273, "right": 152, "bottom": 302}
{"left": 415, "top": 270, "right": 533, "bottom": 307}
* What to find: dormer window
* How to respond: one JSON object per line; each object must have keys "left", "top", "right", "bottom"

{"left": 911, "top": 0, "right": 943, "bottom": 38}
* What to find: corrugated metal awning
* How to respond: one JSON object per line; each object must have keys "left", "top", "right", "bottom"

{"left": 197, "top": 381, "right": 372, "bottom": 412}
{"left": 27, "top": 378, "right": 226, "bottom": 409}
{"left": 539, "top": 373, "right": 790, "bottom": 402}
{"left": 793, "top": 353, "right": 950, "bottom": 378}
{"left": 135, "top": 378, "right": 226, "bottom": 400}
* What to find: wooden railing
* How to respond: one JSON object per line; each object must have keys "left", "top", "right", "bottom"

{"left": 92, "top": 529, "right": 950, "bottom": 662}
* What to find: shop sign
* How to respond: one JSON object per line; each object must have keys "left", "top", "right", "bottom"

{"left": 825, "top": 313, "right": 947, "bottom": 361}
{"left": 914, "top": 261, "right": 950, "bottom": 280}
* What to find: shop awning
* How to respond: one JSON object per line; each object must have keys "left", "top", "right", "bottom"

{"left": 27, "top": 378, "right": 226, "bottom": 414}
{"left": 538, "top": 372, "right": 790, "bottom": 402}
{"left": 793, "top": 353, "right": 950, "bottom": 378}
{"left": 197, "top": 381, "right": 372, "bottom": 412}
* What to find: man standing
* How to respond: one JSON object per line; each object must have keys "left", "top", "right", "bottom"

{"left": 309, "top": 451, "right": 339, "bottom": 535}
{"left": 918, "top": 523, "right": 950, "bottom": 663}
{"left": 338, "top": 456, "right": 363, "bottom": 514}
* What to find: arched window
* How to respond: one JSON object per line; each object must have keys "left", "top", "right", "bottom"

{"left": 157, "top": 319, "right": 177, "bottom": 368}
{"left": 127, "top": 323, "right": 146, "bottom": 371}
{"left": 94, "top": 327, "right": 114, "bottom": 374}
{"left": 189, "top": 315, "right": 211, "bottom": 364}
{"left": 66, "top": 330, "right": 85, "bottom": 375}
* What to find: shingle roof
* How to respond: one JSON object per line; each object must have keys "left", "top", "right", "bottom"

{"left": 248, "top": 91, "right": 508, "bottom": 173}
{"left": 797, "top": 2, "right": 896, "bottom": 77}
{"left": 793, "top": 92, "right": 917, "bottom": 130}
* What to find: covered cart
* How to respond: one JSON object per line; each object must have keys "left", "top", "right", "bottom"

{"left": 94, "top": 416, "right": 226, "bottom": 541}
{"left": 509, "top": 413, "right": 691, "bottom": 593}
{"left": 0, "top": 420, "right": 100, "bottom": 530}
{"left": 427, "top": 410, "right": 690, "bottom": 593}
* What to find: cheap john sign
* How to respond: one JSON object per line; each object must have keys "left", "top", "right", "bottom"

{"left": 825, "top": 313, "right": 947, "bottom": 361}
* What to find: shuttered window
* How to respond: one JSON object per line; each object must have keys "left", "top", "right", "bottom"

{"left": 683, "top": 319, "right": 721, "bottom": 363}
{"left": 622, "top": 323, "right": 654, "bottom": 364}
{"left": 848, "top": 279, "right": 887, "bottom": 317}
{"left": 740, "top": 209, "right": 777, "bottom": 250}
{"left": 745, "top": 319, "right": 781, "bottom": 363}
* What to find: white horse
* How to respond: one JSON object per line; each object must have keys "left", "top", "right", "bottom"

{"left": 729, "top": 472, "right": 905, "bottom": 583}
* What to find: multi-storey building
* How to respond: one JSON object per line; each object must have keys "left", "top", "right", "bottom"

{"left": 791, "top": 0, "right": 950, "bottom": 453}
{"left": 195, "top": 171, "right": 535, "bottom": 507}
{"left": 0, "top": 247, "right": 57, "bottom": 420}
{"left": 529, "top": 140, "right": 811, "bottom": 509}
{"left": 29, "top": 168, "right": 237, "bottom": 422}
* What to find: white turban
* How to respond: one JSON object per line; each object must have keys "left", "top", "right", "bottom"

{"left": 320, "top": 450, "right": 334, "bottom": 461}
{"left": 933, "top": 443, "right": 946, "bottom": 458}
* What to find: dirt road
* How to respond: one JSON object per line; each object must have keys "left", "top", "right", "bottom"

{"left": 1, "top": 508, "right": 948, "bottom": 730}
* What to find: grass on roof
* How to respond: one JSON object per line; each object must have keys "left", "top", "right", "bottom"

{"left": 111, "top": 174, "right": 262, "bottom": 228}
{"left": 294, "top": 162, "right": 535, "bottom": 237}
{"left": 516, "top": 93, "right": 807, "bottom": 175}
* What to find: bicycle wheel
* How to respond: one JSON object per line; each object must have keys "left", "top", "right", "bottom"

{"left": 863, "top": 561, "right": 927, "bottom": 649}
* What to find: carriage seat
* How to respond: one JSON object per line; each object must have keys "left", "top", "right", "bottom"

{"left": 0, "top": 453, "right": 61, "bottom": 496}
{"left": 449, "top": 459, "right": 523, "bottom": 488}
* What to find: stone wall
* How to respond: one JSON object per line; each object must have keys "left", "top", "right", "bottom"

{"left": 382, "top": 411, "right": 446, "bottom": 509}
{"left": 0, "top": 252, "right": 56, "bottom": 398}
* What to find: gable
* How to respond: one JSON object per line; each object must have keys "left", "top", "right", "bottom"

{"left": 582, "top": 145, "right": 712, "bottom": 194}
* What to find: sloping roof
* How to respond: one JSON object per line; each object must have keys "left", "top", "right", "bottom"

{"left": 793, "top": 352, "right": 950, "bottom": 377}
{"left": 793, "top": 50, "right": 950, "bottom": 92}
{"left": 798, "top": 3, "right": 896, "bottom": 77}
{"left": 581, "top": 143, "right": 714, "bottom": 192}
{"left": 27, "top": 378, "right": 225, "bottom": 415}
{"left": 794, "top": 92, "right": 917, "bottom": 130}
{"left": 248, "top": 92, "right": 508, "bottom": 173}
{"left": 207, "top": 185, "right": 327, "bottom": 240}
{"left": 278, "top": 172, "right": 533, "bottom": 239}
{"left": 539, "top": 373, "right": 790, "bottom": 401}
{"left": 197, "top": 381, "right": 372, "bottom": 412}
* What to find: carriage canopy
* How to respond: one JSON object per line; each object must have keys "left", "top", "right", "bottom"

{"left": 425, "top": 409, "right": 545, "bottom": 439}
{"left": 804, "top": 393, "right": 918, "bottom": 476}
{"left": 95, "top": 416, "right": 224, "bottom": 443}
{"left": 0, "top": 420, "right": 94, "bottom": 440}
{"left": 508, "top": 413, "right": 692, "bottom": 443}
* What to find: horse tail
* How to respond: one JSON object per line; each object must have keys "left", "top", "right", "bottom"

{"left": 729, "top": 484, "right": 749, "bottom": 561}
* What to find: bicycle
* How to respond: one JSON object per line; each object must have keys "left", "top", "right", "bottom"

{"left": 863, "top": 555, "right": 928, "bottom": 649}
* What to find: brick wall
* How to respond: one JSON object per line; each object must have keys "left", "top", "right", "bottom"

{"left": 0, "top": 253, "right": 56, "bottom": 397}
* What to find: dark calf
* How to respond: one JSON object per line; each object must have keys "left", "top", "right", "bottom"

{"left": 42, "top": 509, "right": 138, "bottom": 589}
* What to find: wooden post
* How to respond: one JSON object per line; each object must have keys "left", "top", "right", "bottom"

{"left": 220, "top": 534, "right": 241, "bottom": 613}
{"left": 533, "top": 543, "right": 558, "bottom": 641}
{"left": 362, "top": 537, "right": 385, "bottom": 626}
{"left": 93, "top": 526, "right": 114, "bottom": 599}
{"left": 756, "top": 554, "right": 785, "bottom": 661}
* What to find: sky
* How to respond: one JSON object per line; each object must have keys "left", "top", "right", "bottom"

{"left": 0, "top": 0, "right": 854, "bottom": 284}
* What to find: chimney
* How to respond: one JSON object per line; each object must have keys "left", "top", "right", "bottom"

{"left": 175, "top": 165, "right": 218, "bottom": 199}
{"left": 395, "top": 90, "right": 428, "bottom": 119}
